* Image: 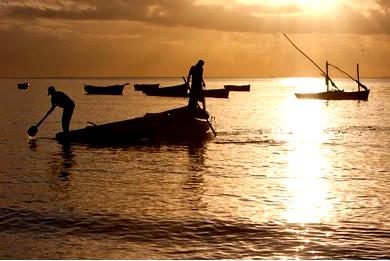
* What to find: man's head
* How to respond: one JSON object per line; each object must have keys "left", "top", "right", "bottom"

{"left": 48, "top": 86, "right": 56, "bottom": 96}
{"left": 197, "top": 59, "right": 205, "bottom": 66}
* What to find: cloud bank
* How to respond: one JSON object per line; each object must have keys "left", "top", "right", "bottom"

{"left": 1, "top": 0, "right": 390, "bottom": 34}
{"left": 0, "top": 1, "right": 389, "bottom": 77}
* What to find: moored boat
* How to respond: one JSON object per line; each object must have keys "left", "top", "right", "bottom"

{"left": 142, "top": 83, "right": 189, "bottom": 97}
{"left": 55, "top": 106, "right": 214, "bottom": 144}
{"left": 284, "top": 33, "right": 370, "bottom": 101}
{"left": 294, "top": 62, "right": 370, "bottom": 101}
{"left": 17, "top": 83, "right": 29, "bottom": 89}
{"left": 204, "top": 88, "right": 230, "bottom": 98}
{"left": 224, "top": 84, "right": 250, "bottom": 92}
{"left": 295, "top": 89, "right": 370, "bottom": 100}
{"left": 142, "top": 82, "right": 229, "bottom": 98}
{"left": 84, "top": 83, "right": 129, "bottom": 95}
{"left": 134, "top": 83, "right": 160, "bottom": 91}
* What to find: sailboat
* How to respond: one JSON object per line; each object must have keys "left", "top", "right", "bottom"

{"left": 295, "top": 61, "right": 370, "bottom": 100}
{"left": 283, "top": 33, "right": 370, "bottom": 101}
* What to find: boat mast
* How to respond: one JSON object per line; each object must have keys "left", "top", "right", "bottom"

{"left": 283, "top": 33, "right": 339, "bottom": 91}
{"left": 357, "top": 64, "right": 360, "bottom": 92}
{"left": 326, "top": 61, "right": 329, "bottom": 92}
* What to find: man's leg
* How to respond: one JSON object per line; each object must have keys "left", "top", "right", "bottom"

{"left": 200, "top": 94, "right": 206, "bottom": 111}
{"left": 62, "top": 105, "right": 74, "bottom": 132}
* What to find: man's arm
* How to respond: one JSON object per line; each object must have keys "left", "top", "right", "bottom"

{"left": 187, "top": 68, "right": 192, "bottom": 84}
{"left": 47, "top": 101, "right": 56, "bottom": 115}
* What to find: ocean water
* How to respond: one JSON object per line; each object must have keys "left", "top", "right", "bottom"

{"left": 0, "top": 77, "right": 389, "bottom": 259}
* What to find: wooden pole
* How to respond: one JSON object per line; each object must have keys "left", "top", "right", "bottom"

{"left": 357, "top": 64, "right": 360, "bottom": 92}
{"left": 283, "top": 33, "right": 339, "bottom": 90}
{"left": 326, "top": 61, "right": 329, "bottom": 92}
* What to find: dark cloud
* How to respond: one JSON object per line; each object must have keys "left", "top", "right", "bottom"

{"left": 0, "top": 1, "right": 389, "bottom": 77}
{"left": 0, "top": 0, "right": 389, "bottom": 34}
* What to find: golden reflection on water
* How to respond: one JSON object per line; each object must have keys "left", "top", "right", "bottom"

{"left": 281, "top": 77, "right": 325, "bottom": 93}
{"left": 279, "top": 81, "right": 333, "bottom": 224}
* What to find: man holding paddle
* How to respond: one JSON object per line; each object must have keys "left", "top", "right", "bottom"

{"left": 47, "top": 86, "right": 75, "bottom": 133}
{"left": 28, "top": 86, "right": 75, "bottom": 137}
{"left": 187, "top": 59, "right": 206, "bottom": 112}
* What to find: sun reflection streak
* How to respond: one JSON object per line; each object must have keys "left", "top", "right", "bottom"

{"left": 278, "top": 85, "right": 333, "bottom": 224}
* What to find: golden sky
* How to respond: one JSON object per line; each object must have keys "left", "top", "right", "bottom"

{"left": 0, "top": 0, "right": 389, "bottom": 77}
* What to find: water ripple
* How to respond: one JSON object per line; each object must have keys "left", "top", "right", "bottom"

{"left": 1, "top": 207, "right": 389, "bottom": 259}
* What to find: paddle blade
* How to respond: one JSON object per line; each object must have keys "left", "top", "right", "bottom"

{"left": 27, "top": 126, "right": 38, "bottom": 137}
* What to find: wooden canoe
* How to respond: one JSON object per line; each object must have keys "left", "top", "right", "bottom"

{"left": 224, "top": 84, "right": 250, "bottom": 91}
{"left": 84, "top": 83, "right": 129, "bottom": 95}
{"left": 295, "top": 90, "right": 370, "bottom": 100}
{"left": 55, "top": 106, "right": 213, "bottom": 144}
{"left": 134, "top": 83, "right": 160, "bottom": 91}
{"left": 142, "top": 83, "right": 189, "bottom": 97}
{"left": 142, "top": 83, "right": 229, "bottom": 98}
{"left": 17, "top": 83, "right": 29, "bottom": 89}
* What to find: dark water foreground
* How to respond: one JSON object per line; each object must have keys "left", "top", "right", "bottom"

{"left": 1, "top": 206, "right": 389, "bottom": 259}
{"left": 0, "top": 77, "right": 389, "bottom": 259}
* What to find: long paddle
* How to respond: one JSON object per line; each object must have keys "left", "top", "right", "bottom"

{"left": 206, "top": 113, "right": 217, "bottom": 137}
{"left": 196, "top": 103, "right": 216, "bottom": 136}
{"left": 27, "top": 111, "right": 50, "bottom": 137}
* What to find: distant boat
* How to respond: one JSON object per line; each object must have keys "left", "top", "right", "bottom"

{"left": 295, "top": 89, "right": 369, "bottom": 100}
{"left": 84, "top": 83, "right": 129, "bottom": 95}
{"left": 134, "top": 83, "right": 160, "bottom": 91}
{"left": 283, "top": 33, "right": 370, "bottom": 101}
{"left": 203, "top": 88, "right": 230, "bottom": 98}
{"left": 17, "top": 83, "right": 29, "bottom": 89}
{"left": 55, "top": 106, "right": 214, "bottom": 144}
{"left": 224, "top": 84, "right": 250, "bottom": 92}
{"left": 142, "top": 82, "right": 189, "bottom": 97}
{"left": 142, "top": 82, "right": 230, "bottom": 98}
{"left": 294, "top": 62, "right": 370, "bottom": 101}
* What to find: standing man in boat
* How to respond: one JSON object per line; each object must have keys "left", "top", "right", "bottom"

{"left": 47, "top": 86, "right": 75, "bottom": 133}
{"left": 187, "top": 59, "right": 206, "bottom": 111}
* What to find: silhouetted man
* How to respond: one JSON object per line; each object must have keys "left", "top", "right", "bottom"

{"left": 47, "top": 86, "right": 75, "bottom": 132}
{"left": 187, "top": 59, "right": 206, "bottom": 111}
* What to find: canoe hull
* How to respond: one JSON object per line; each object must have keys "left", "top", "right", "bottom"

{"left": 17, "top": 83, "right": 29, "bottom": 89}
{"left": 142, "top": 83, "right": 189, "bottom": 97}
{"left": 134, "top": 84, "right": 160, "bottom": 91}
{"left": 56, "top": 106, "right": 212, "bottom": 144}
{"left": 142, "top": 83, "right": 229, "bottom": 98}
{"left": 295, "top": 90, "right": 370, "bottom": 100}
{"left": 84, "top": 83, "right": 127, "bottom": 95}
{"left": 224, "top": 84, "right": 250, "bottom": 92}
{"left": 204, "top": 88, "right": 230, "bottom": 98}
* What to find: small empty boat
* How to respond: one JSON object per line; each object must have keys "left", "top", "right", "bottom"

{"left": 224, "top": 84, "right": 250, "bottom": 92}
{"left": 134, "top": 83, "right": 160, "bottom": 91}
{"left": 84, "top": 83, "right": 129, "bottom": 95}
{"left": 17, "top": 83, "right": 29, "bottom": 89}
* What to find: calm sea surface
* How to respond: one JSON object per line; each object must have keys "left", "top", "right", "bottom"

{"left": 0, "top": 77, "right": 389, "bottom": 259}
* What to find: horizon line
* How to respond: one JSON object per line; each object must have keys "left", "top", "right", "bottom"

{"left": 1, "top": 75, "right": 390, "bottom": 80}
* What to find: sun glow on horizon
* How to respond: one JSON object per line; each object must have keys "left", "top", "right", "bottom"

{"left": 290, "top": 0, "right": 339, "bottom": 13}
{"left": 240, "top": 0, "right": 340, "bottom": 14}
